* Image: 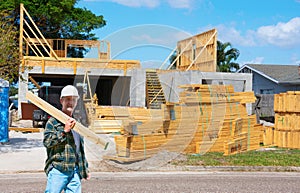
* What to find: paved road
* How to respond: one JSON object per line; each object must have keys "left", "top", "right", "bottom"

{"left": 0, "top": 171, "right": 299, "bottom": 193}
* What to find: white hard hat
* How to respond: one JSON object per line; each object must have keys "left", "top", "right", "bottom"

{"left": 60, "top": 85, "right": 79, "bottom": 98}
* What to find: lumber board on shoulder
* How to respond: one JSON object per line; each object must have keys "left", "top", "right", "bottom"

{"left": 26, "top": 91, "right": 109, "bottom": 149}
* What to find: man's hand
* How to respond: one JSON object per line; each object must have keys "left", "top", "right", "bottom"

{"left": 87, "top": 173, "right": 91, "bottom": 180}
{"left": 64, "top": 118, "right": 76, "bottom": 133}
{"left": 84, "top": 173, "right": 91, "bottom": 181}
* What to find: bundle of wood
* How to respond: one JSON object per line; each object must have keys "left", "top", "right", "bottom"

{"left": 267, "top": 91, "right": 300, "bottom": 149}
{"left": 274, "top": 91, "right": 300, "bottom": 113}
{"left": 178, "top": 84, "right": 261, "bottom": 155}
{"left": 107, "top": 84, "right": 262, "bottom": 162}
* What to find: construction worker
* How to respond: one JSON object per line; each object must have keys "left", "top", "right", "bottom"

{"left": 43, "top": 85, "right": 90, "bottom": 193}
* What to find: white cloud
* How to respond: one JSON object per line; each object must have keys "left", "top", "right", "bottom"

{"left": 113, "top": 0, "right": 160, "bottom": 8}
{"left": 215, "top": 24, "right": 256, "bottom": 46}
{"left": 84, "top": 0, "right": 160, "bottom": 7}
{"left": 166, "top": 0, "right": 195, "bottom": 9}
{"left": 240, "top": 57, "right": 264, "bottom": 66}
{"left": 131, "top": 34, "right": 168, "bottom": 45}
{"left": 256, "top": 17, "right": 300, "bottom": 47}
{"left": 84, "top": 0, "right": 195, "bottom": 9}
{"left": 128, "top": 29, "right": 191, "bottom": 48}
{"left": 205, "top": 17, "right": 300, "bottom": 49}
{"left": 104, "top": 24, "right": 191, "bottom": 58}
{"left": 130, "top": 30, "right": 191, "bottom": 46}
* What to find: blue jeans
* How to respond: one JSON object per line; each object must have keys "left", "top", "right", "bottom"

{"left": 45, "top": 166, "right": 81, "bottom": 193}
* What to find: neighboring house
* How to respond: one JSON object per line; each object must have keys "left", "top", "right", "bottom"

{"left": 237, "top": 64, "right": 300, "bottom": 94}
{"left": 237, "top": 64, "right": 300, "bottom": 121}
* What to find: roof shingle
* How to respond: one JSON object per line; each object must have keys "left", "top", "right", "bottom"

{"left": 242, "top": 64, "right": 300, "bottom": 83}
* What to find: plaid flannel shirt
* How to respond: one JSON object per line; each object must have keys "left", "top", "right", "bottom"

{"left": 43, "top": 117, "right": 89, "bottom": 179}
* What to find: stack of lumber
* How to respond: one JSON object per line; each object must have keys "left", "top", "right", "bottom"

{"left": 274, "top": 91, "right": 300, "bottom": 113}
{"left": 106, "top": 84, "right": 262, "bottom": 162}
{"left": 88, "top": 105, "right": 164, "bottom": 135}
{"left": 178, "top": 84, "right": 261, "bottom": 155}
{"left": 268, "top": 91, "right": 300, "bottom": 149}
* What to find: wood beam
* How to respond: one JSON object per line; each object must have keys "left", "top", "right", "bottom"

{"left": 19, "top": 4, "right": 24, "bottom": 60}
{"left": 29, "top": 76, "right": 41, "bottom": 89}
{"left": 26, "top": 91, "right": 109, "bottom": 149}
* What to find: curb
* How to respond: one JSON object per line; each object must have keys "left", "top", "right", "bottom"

{"left": 1, "top": 166, "right": 300, "bottom": 174}
{"left": 156, "top": 165, "right": 300, "bottom": 172}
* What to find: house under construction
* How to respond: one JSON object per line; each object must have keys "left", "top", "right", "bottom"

{"left": 18, "top": 4, "right": 252, "bottom": 114}
{"left": 18, "top": 4, "right": 265, "bottom": 162}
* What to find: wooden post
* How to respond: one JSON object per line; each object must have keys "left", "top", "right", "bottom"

{"left": 42, "top": 59, "right": 45, "bottom": 73}
{"left": 26, "top": 91, "right": 109, "bottom": 149}
{"left": 19, "top": 4, "right": 24, "bottom": 60}
{"left": 73, "top": 61, "right": 77, "bottom": 74}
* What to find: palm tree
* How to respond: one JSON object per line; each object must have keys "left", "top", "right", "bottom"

{"left": 217, "top": 41, "right": 240, "bottom": 72}
{"left": 168, "top": 50, "right": 178, "bottom": 69}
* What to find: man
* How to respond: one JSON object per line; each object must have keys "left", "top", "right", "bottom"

{"left": 44, "top": 85, "right": 90, "bottom": 193}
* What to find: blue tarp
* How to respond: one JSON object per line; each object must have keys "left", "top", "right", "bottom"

{"left": 0, "top": 79, "right": 9, "bottom": 143}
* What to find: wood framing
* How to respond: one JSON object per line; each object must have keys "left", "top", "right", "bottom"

{"left": 25, "top": 38, "right": 111, "bottom": 60}
{"left": 21, "top": 57, "right": 140, "bottom": 73}
{"left": 176, "top": 28, "right": 217, "bottom": 72}
{"left": 19, "top": 3, "right": 140, "bottom": 74}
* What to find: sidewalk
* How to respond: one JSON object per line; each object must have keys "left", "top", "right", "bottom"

{"left": 0, "top": 130, "right": 113, "bottom": 174}
{"left": 0, "top": 131, "right": 45, "bottom": 173}
{"left": 1, "top": 122, "right": 300, "bottom": 174}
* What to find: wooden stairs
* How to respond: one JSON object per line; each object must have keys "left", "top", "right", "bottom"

{"left": 146, "top": 70, "right": 166, "bottom": 109}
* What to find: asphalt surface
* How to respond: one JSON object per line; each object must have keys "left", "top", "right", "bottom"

{"left": 2, "top": 121, "right": 300, "bottom": 192}
{"left": 0, "top": 171, "right": 300, "bottom": 193}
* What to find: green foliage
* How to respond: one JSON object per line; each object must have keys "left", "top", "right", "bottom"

{"left": 0, "top": 0, "right": 106, "bottom": 82}
{"left": 168, "top": 50, "right": 177, "bottom": 69}
{"left": 9, "top": 85, "right": 18, "bottom": 96}
{"left": 0, "top": 0, "right": 106, "bottom": 40}
{"left": 0, "top": 10, "right": 19, "bottom": 83}
{"left": 172, "top": 149, "right": 300, "bottom": 166}
{"left": 217, "top": 41, "right": 240, "bottom": 72}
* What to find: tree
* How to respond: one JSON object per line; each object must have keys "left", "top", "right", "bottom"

{"left": 0, "top": 10, "right": 19, "bottom": 83}
{"left": 168, "top": 50, "right": 178, "bottom": 69}
{"left": 217, "top": 41, "right": 240, "bottom": 72}
{"left": 0, "top": 0, "right": 106, "bottom": 82}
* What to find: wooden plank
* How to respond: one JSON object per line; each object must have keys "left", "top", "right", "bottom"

{"left": 26, "top": 91, "right": 109, "bottom": 149}
{"left": 224, "top": 134, "right": 248, "bottom": 156}
{"left": 9, "top": 127, "right": 41, "bottom": 133}
{"left": 19, "top": 4, "right": 24, "bottom": 59}
{"left": 29, "top": 76, "right": 41, "bottom": 89}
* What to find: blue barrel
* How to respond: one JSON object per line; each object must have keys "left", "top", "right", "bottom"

{"left": 0, "top": 79, "right": 9, "bottom": 143}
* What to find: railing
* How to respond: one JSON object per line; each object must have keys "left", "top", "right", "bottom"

{"left": 19, "top": 4, "right": 59, "bottom": 59}
{"left": 19, "top": 3, "right": 110, "bottom": 60}
{"left": 24, "top": 38, "right": 110, "bottom": 60}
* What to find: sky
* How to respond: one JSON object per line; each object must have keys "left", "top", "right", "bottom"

{"left": 77, "top": 0, "right": 300, "bottom": 69}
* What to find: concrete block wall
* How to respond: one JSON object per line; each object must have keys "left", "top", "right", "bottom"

{"left": 18, "top": 67, "right": 252, "bottom": 118}
{"left": 158, "top": 70, "right": 253, "bottom": 114}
